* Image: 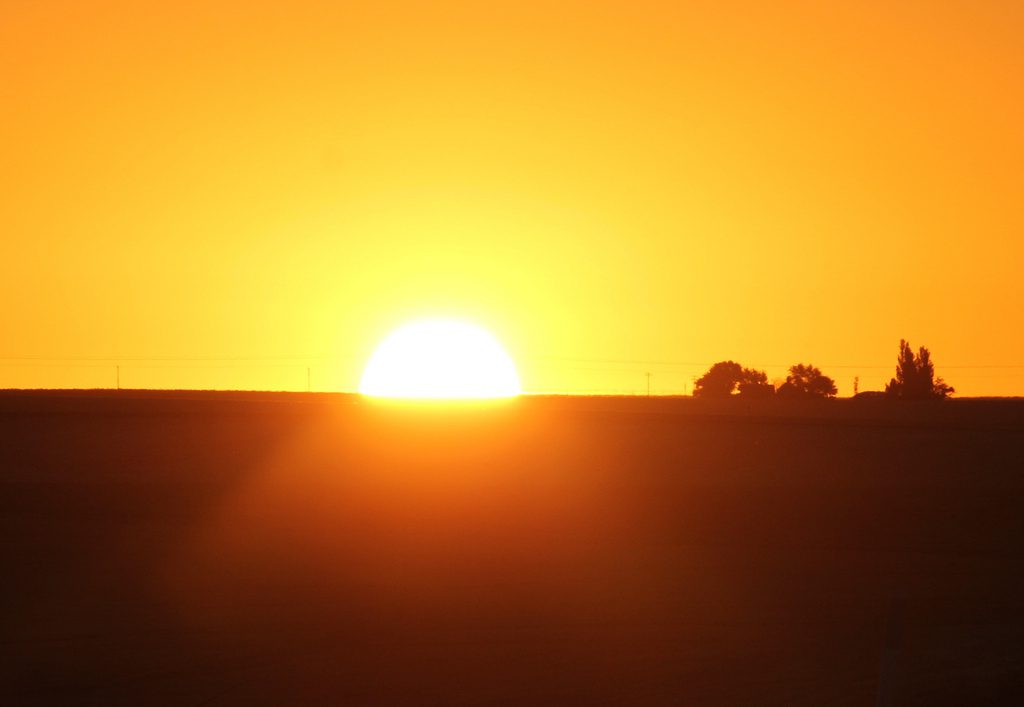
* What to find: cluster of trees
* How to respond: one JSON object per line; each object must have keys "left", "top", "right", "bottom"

{"left": 885, "top": 339, "right": 954, "bottom": 399}
{"left": 692, "top": 340, "right": 953, "bottom": 400}
{"left": 693, "top": 361, "right": 837, "bottom": 399}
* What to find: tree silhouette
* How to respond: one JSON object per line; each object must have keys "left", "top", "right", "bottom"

{"left": 693, "top": 361, "right": 743, "bottom": 397}
{"left": 694, "top": 362, "right": 775, "bottom": 398}
{"left": 738, "top": 367, "right": 774, "bottom": 398}
{"left": 778, "top": 363, "right": 837, "bottom": 398}
{"left": 885, "top": 340, "right": 954, "bottom": 399}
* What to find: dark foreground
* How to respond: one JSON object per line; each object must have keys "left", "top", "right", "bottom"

{"left": 2, "top": 391, "right": 1023, "bottom": 706}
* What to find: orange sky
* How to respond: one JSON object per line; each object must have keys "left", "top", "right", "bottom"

{"left": 2, "top": 0, "right": 1022, "bottom": 395}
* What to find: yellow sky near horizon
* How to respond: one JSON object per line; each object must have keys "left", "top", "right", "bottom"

{"left": 2, "top": 0, "right": 1022, "bottom": 395}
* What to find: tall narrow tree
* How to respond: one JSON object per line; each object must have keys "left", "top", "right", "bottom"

{"left": 885, "top": 340, "right": 954, "bottom": 399}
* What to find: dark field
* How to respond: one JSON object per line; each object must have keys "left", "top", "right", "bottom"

{"left": 2, "top": 391, "right": 1023, "bottom": 705}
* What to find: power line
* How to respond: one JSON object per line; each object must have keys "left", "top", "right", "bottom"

{"left": 4, "top": 355, "right": 1024, "bottom": 370}
{"left": 0, "top": 355, "right": 357, "bottom": 362}
{"left": 524, "top": 354, "right": 1024, "bottom": 369}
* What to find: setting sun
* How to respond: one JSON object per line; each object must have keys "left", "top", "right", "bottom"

{"left": 359, "top": 320, "right": 521, "bottom": 399}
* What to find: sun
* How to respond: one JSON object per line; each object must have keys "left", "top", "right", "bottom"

{"left": 359, "top": 320, "right": 522, "bottom": 399}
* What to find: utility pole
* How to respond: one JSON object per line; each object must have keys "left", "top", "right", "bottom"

{"left": 853, "top": 376, "right": 859, "bottom": 396}
{"left": 645, "top": 372, "right": 651, "bottom": 397}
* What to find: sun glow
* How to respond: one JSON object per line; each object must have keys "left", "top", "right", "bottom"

{"left": 359, "top": 321, "right": 521, "bottom": 399}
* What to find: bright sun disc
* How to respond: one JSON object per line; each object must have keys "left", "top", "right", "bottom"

{"left": 359, "top": 320, "right": 521, "bottom": 399}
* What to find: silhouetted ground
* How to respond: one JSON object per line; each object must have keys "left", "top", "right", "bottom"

{"left": 1, "top": 390, "right": 1022, "bottom": 705}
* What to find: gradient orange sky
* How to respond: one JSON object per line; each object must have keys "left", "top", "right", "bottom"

{"left": 2, "top": 1, "right": 1022, "bottom": 395}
